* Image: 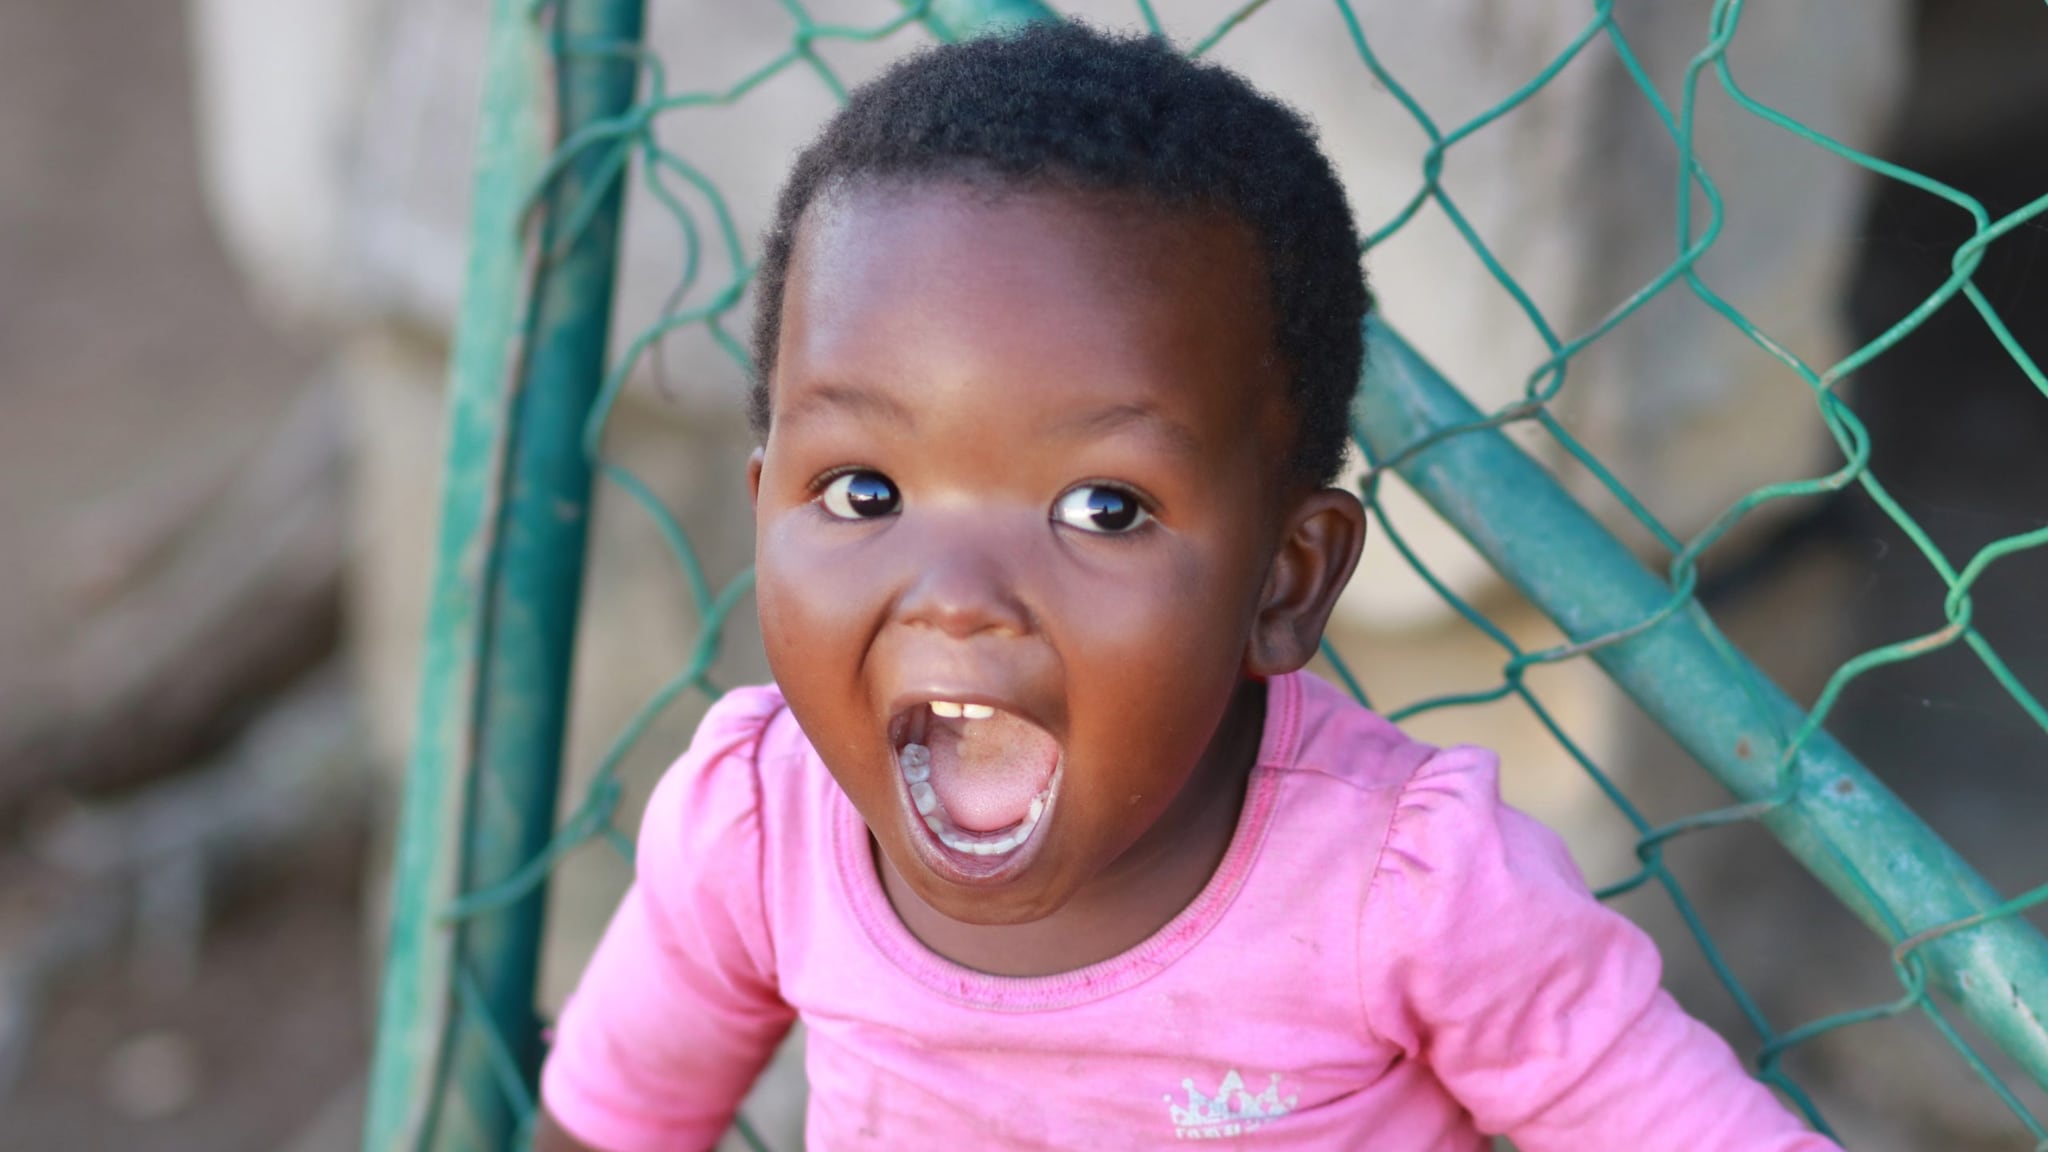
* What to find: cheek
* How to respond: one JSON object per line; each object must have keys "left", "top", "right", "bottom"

{"left": 1048, "top": 540, "right": 1257, "bottom": 768}
{"left": 757, "top": 516, "right": 870, "bottom": 642}
{"left": 754, "top": 516, "right": 889, "bottom": 725}
{"left": 1051, "top": 535, "right": 1256, "bottom": 673}
{"left": 755, "top": 519, "right": 901, "bottom": 789}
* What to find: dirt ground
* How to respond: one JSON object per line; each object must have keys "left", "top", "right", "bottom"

{"left": 0, "top": 825, "right": 368, "bottom": 1152}
{"left": 0, "top": 1, "right": 361, "bottom": 1148}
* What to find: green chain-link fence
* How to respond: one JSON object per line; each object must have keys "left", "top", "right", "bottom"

{"left": 365, "top": 1, "right": 2048, "bottom": 1148}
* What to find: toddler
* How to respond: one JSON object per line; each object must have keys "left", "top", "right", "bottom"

{"left": 538, "top": 22, "right": 1840, "bottom": 1151}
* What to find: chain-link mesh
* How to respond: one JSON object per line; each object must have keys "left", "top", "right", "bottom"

{"left": 418, "top": 1, "right": 2048, "bottom": 1146}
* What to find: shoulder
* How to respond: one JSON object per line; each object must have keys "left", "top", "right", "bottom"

{"left": 637, "top": 684, "right": 844, "bottom": 906}
{"left": 1258, "top": 673, "right": 1584, "bottom": 938}
{"left": 637, "top": 684, "right": 805, "bottom": 885}
{"left": 1375, "top": 743, "right": 1581, "bottom": 898}
{"left": 1275, "top": 670, "right": 1443, "bottom": 795}
{"left": 688, "top": 682, "right": 792, "bottom": 759}
{"left": 1356, "top": 738, "right": 1596, "bottom": 988}
{"left": 1278, "top": 672, "right": 1565, "bottom": 874}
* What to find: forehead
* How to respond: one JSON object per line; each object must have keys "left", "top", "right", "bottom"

{"left": 772, "top": 180, "right": 1288, "bottom": 452}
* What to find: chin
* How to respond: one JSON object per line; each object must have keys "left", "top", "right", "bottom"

{"left": 906, "top": 867, "right": 1072, "bottom": 927}
{"left": 870, "top": 815, "right": 1077, "bottom": 927}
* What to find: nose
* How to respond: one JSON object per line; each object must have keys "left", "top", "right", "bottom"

{"left": 892, "top": 518, "right": 1035, "bottom": 640}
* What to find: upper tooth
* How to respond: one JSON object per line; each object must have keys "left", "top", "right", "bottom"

{"left": 930, "top": 701, "right": 963, "bottom": 718}
{"left": 961, "top": 703, "right": 995, "bottom": 720}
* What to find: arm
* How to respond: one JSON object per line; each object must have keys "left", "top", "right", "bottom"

{"left": 539, "top": 691, "right": 798, "bottom": 1152}
{"left": 1357, "top": 747, "right": 1840, "bottom": 1152}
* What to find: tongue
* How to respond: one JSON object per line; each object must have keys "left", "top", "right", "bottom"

{"left": 925, "top": 711, "right": 1060, "bottom": 832}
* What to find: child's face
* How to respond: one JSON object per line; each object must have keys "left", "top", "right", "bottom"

{"left": 752, "top": 180, "right": 1352, "bottom": 927}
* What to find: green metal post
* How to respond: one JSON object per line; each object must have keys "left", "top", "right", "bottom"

{"left": 1353, "top": 316, "right": 2048, "bottom": 1089}
{"left": 365, "top": 0, "right": 648, "bottom": 1148}
{"left": 914, "top": 0, "right": 1057, "bottom": 42}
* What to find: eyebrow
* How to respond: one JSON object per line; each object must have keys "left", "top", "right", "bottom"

{"left": 1056, "top": 401, "right": 1203, "bottom": 460}
{"left": 777, "top": 381, "right": 915, "bottom": 429}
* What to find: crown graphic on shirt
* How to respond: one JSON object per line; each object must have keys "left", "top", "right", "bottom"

{"left": 1164, "top": 1069, "right": 1298, "bottom": 1135}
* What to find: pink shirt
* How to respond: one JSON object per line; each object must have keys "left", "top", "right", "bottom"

{"left": 542, "top": 672, "right": 1837, "bottom": 1151}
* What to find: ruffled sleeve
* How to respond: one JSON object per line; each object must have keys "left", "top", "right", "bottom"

{"left": 541, "top": 686, "right": 797, "bottom": 1152}
{"left": 1355, "top": 746, "right": 1840, "bottom": 1152}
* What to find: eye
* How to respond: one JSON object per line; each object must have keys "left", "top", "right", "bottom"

{"left": 1053, "top": 485, "right": 1151, "bottom": 534}
{"left": 820, "top": 470, "right": 901, "bottom": 520}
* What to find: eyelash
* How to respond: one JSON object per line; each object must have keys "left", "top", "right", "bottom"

{"left": 1054, "top": 480, "right": 1157, "bottom": 533}
{"left": 807, "top": 465, "right": 871, "bottom": 499}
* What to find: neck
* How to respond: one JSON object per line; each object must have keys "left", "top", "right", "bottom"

{"left": 879, "top": 677, "right": 1266, "bottom": 977}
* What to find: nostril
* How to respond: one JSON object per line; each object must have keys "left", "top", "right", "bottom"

{"left": 901, "top": 596, "right": 1031, "bottom": 640}
{"left": 896, "top": 574, "right": 1032, "bottom": 639}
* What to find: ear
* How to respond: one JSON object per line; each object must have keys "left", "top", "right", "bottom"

{"left": 747, "top": 446, "right": 766, "bottom": 511}
{"left": 1245, "top": 487, "right": 1367, "bottom": 676}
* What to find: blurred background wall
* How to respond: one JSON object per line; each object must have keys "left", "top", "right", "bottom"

{"left": 0, "top": 2, "right": 2042, "bottom": 1149}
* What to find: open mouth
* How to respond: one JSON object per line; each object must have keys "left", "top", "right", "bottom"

{"left": 892, "top": 700, "right": 1063, "bottom": 869}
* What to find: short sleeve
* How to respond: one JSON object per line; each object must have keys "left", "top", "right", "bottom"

{"left": 1356, "top": 747, "right": 1840, "bottom": 1152}
{"left": 541, "top": 687, "right": 798, "bottom": 1152}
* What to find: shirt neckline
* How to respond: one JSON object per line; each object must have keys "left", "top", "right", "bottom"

{"left": 832, "top": 671, "right": 1304, "bottom": 1012}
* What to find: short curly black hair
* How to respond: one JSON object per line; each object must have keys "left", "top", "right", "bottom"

{"left": 749, "top": 20, "right": 1369, "bottom": 488}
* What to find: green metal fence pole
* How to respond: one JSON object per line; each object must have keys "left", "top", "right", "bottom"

{"left": 913, "top": 0, "right": 1057, "bottom": 43}
{"left": 1353, "top": 316, "right": 2048, "bottom": 1089}
{"left": 364, "top": 0, "right": 648, "bottom": 1148}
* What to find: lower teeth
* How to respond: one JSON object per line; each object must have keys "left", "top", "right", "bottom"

{"left": 900, "top": 742, "right": 1050, "bottom": 857}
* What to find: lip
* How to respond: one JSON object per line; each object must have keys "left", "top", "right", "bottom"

{"left": 886, "top": 689, "right": 1051, "bottom": 732}
{"left": 883, "top": 692, "right": 1065, "bottom": 887}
